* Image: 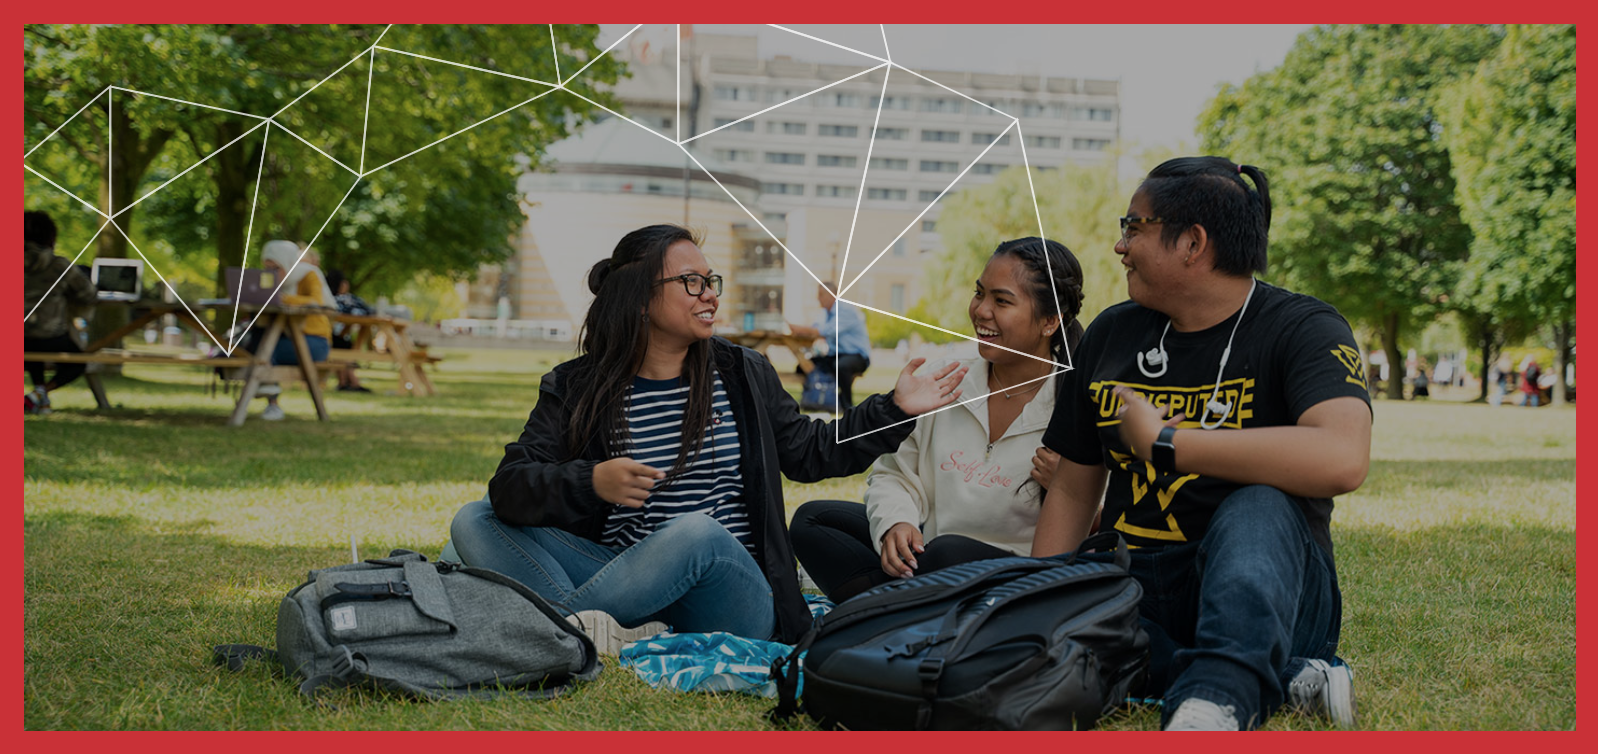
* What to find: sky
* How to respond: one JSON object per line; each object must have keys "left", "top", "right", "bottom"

{"left": 601, "top": 23, "right": 1314, "bottom": 155}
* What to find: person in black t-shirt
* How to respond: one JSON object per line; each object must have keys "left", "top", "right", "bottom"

{"left": 1034, "top": 157, "right": 1373, "bottom": 730}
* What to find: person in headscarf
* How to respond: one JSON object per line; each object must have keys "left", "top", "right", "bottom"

{"left": 248, "top": 239, "right": 333, "bottom": 421}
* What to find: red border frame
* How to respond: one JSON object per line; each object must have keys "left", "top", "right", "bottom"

{"left": 11, "top": 5, "right": 1591, "bottom": 746}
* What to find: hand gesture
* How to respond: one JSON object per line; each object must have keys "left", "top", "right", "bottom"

{"left": 879, "top": 522, "right": 924, "bottom": 579}
{"left": 1112, "top": 385, "right": 1185, "bottom": 460}
{"left": 1030, "top": 446, "right": 1061, "bottom": 490}
{"left": 891, "top": 358, "right": 969, "bottom": 416}
{"left": 592, "top": 457, "right": 664, "bottom": 508}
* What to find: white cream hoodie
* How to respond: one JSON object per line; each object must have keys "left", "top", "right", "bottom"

{"left": 865, "top": 357, "right": 1057, "bottom": 555}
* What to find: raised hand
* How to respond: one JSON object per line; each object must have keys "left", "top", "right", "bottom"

{"left": 592, "top": 457, "right": 664, "bottom": 508}
{"left": 890, "top": 358, "right": 969, "bottom": 416}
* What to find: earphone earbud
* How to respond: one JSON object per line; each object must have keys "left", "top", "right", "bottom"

{"left": 1144, "top": 348, "right": 1165, "bottom": 366}
{"left": 1206, "top": 399, "right": 1232, "bottom": 416}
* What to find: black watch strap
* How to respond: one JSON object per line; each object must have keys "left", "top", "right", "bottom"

{"left": 1152, "top": 426, "right": 1178, "bottom": 474}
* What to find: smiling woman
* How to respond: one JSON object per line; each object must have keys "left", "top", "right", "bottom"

{"left": 444, "top": 223, "right": 969, "bottom": 650}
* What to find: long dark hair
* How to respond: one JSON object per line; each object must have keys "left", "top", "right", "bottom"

{"left": 991, "top": 237, "right": 1085, "bottom": 405}
{"left": 565, "top": 224, "right": 715, "bottom": 482}
{"left": 1139, "top": 156, "right": 1271, "bottom": 275}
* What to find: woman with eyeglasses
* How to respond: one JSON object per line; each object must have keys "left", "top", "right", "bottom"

{"left": 447, "top": 224, "right": 967, "bottom": 649}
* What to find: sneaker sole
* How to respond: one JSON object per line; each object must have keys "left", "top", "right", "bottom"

{"left": 568, "top": 610, "right": 667, "bottom": 656}
{"left": 1326, "top": 664, "right": 1357, "bottom": 729}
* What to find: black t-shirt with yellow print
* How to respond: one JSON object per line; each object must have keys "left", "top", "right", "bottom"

{"left": 1042, "top": 281, "right": 1371, "bottom": 557}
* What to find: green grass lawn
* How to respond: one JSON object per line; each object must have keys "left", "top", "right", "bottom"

{"left": 22, "top": 348, "right": 1576, "bottom": 729}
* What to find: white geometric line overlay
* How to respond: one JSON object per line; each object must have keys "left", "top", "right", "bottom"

{"left": 21, "top": 23, "right": 1075, "bottom": 440}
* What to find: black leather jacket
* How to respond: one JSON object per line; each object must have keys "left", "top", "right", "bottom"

{"left": 488, "top": 337, "right": 914, "bottom": 643}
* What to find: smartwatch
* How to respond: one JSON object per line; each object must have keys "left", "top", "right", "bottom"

{"left": 1152, "top": 426, "right": 1178, "bottom": 474}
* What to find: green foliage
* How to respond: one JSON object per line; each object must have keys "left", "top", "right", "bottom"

{"left": 1199, "top": 25, "right": 1501, "bottom": 370}
{"left": 1438, "top": 24, "right": 1576, "bottom": 329}
{"left": 24, "top": 25, "right": 626, "bottom": 299}
{"left": 929, "top": 162, "right": 1126, "bottom": 335}
{"left": 866, "top": 298, "right": 961, "bottom": 348}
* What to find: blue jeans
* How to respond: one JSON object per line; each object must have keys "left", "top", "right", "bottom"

{"left": 1083, "top": 485, "right": 1342, "bottom": 729}
{"left": 449, "top": 499, "right": 776, "bottom": 639}
{"left": 270, "top": 334, "right": 328, "bottom": 365}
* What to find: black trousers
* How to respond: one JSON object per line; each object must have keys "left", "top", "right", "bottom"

{"left": 811, "top": 352, "right": 869, "bottom": 408}
{"left": 24, "top": 333, "right": 85, "bottom": 390}
{"left": 790, "top": 500, "right": 1012, "bottom": 603}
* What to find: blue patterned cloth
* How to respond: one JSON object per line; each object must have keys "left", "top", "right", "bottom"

{"left": 617, "top": 595, "right": 834, "bottom": 698}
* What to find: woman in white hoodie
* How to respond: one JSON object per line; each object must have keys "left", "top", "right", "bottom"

{"left": 792, "top": 238, "right": 1086, "bottom": 602}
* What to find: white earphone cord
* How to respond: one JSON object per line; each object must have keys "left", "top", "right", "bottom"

{"left": 1199, "top": 278, "right": 1258, "bottom": 430}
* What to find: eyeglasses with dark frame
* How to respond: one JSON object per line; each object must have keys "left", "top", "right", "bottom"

{"left": 656, "top": 273, "right": 723, "bottom": 297}
{"left": 1118, "top": 216, "right": 1165, "bottom": 241}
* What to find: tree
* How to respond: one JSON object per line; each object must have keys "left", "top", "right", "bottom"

{"left": 928, "top": 160, "right": 1126, "bottom": 340}
{"left": 1199, "top": 24, "right": 1501, "bottom": 399}
{"left": 1440, "top": 24, "right": 1576, "bottom": 403}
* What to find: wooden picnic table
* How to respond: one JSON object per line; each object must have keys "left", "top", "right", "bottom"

{"left": 723, "top": 329, "right": 817, "bottom": 377}
{"left": 22, "top": 301, "right": 437, "bottom": 426}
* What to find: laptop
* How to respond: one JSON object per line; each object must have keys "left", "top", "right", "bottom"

{"left": 91, "top": 258, "right": 143, "bottom": 302}
{"left": 223, "top": 267, "right": 285, "bottom": 306}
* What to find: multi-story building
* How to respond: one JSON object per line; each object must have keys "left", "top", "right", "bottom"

{"left": 615, "top": 31, "right": 1120, "bottom": 327}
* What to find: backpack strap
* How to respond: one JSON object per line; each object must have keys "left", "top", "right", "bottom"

{"left": 1066, "top": 531, "right": 1131, "bottom": 570}
{"left": 211, "top": 643, "right": 279, "bottom": 673}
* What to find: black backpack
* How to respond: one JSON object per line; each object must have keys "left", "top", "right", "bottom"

{"left": 772, "top": 533, "right": 1149, "bottom": 730}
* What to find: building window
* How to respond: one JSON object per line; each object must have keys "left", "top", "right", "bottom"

{"left": 890, "top": 284, "right": 905, "bottom": 311}
{"left": 921, "top": 220, "right": 937, "bottom": 233}
{"left": 767, "top": 121, "right": 807, "bottom": 135}
{"left": 892, "top": 238, "right": 907, "bottom": 257}
{"left": 713, "top": 117, "right": 755, "bottom": 132}
{"left": 919, "top": 98, "right": 962, "bottom": 113}
{"left": 815, "top": 185, "right": 858, "bottom": 198}
{"left": 874, "top": 127, "right": 909, "bottom": 140}
{"left": 971, "top": 132, "right": 1011, "bottom": 145}
{"left": 829, "top": 92, "right": 862, "bottom": 107}
{"left": 974, "top": 99, "right": 1006, "bottom": 116}
{"left": 818, "top": 124, "right": 859, "bottom": 137}
{"left": 869, "top": 157, "right": 908, "bottom": 171}
{"left": 1026, "top": 135, "right": 1062, "bottom": 149}
{"left": 921, "top": 130, "right": 961, "bottom": 143}
{"left": 763, "top": 212, "right": 787, "bottom": 223}
{"left": 714, "top": 85, "right": 753, "bottom": 101}
{"left": 1072, "top": 138, "right": 1112, "bottom": 151}
{"left": 867, "top": 187, "right": 907, "bottom": 201}
{"left": 713, "top": 149, "right": 755, "bottom": 163}
{"left": 1070, "top": 106, "right": 1114, "bottom": 122}
{"left": 869, "top": 95, "right": 912, "bottom": 110}
{"left": 1021, "top": 102, "right": 1049, "bottom": 117}
{"left": 766, "top": 88, "right": 800, "bottom": 103}
{"left": 765, "top": 152, "right": 807, "bottom": 165}
{"left": 761, "top": 182, "right": 805, "bottom": 195}
{"left": 920, "top": 160, "right": 959, "bottom": 173}
{"left": 817, "top": 154, "right": 858, "bottom": 168}
{"left": 972, "top": 163, "right": 1007, "bottom": 175}
{"left": 918, "top": 190, "right": 942, "bottom": 202}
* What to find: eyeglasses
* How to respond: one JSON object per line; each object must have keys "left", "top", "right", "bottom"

{"left": 1118, "top": 216, "right": 1165, "bottom": 241}
{"left": 657, "top": 273, "right": 723, "bottom": 297}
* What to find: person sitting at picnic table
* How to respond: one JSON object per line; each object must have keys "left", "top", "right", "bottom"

{"left": 446, "top": 224, "right": 967, "bottom": 652}
{"left": 787, "top": 281, "right": 872, "bottom": 409}
{"left": 241, "top": 239, "right": 333, "bottom": 421}
{"left": 23, "top": 210, "right": 97, "bottom": 415}
{"left": 791, "top": 237, "right": 1087, "bottom": 603}
{"left": 324, "top": 269, "right": 373, "bottom": 393}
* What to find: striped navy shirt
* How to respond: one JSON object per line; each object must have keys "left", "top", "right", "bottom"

{"left": 601, "top": 374, "right": 752, "bottom": 553}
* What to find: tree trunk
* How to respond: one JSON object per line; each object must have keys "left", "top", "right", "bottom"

{"left": 212, "top": 120, "right": 254, "bottom": 295}
{"left": 1476, "top": 319, "right": 1495, "bottom": 403}
{"left": 1553, "top": 319, "right": 1572, "bottom": 405}
{"left": 1381, "top": 310, "right": 1405, "bottom": 401}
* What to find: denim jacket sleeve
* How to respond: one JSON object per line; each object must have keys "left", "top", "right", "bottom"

{"left": 487, "top": 368, "right": 608, "bottom": 533}
{"left": 748, "top": 349, "right": 915, "bottom": 482}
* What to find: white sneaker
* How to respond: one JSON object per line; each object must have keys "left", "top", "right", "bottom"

{"left": 1164, "top": 698, "right": 1240, "bottom": 731}
{"left": 261, "top": 404, "right": 286, "bottom": 421}
{"left": 256, "top": 383, "right": 282, "bottom": 397}
{"left": 566, "top": 610, "right": 668, "bottom": 656}
{"left": 1287, "top": 658, "right": 1357, "bottom": 728}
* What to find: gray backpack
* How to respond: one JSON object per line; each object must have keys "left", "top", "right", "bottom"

{"left": 214, "top": 550, "right": 601, "bottom": 699}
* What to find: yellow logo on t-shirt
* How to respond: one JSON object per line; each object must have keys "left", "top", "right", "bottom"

{"left": 1331, "top": 345, "right": 1368, "bottom": 390}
